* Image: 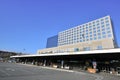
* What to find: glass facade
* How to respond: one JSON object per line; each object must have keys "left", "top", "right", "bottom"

{"left": 97, "top": 46, "right": 103, "bottom": 50}
{"left": 46, "top": 35, "right": 58, "bottom": 48}
{"left": 58, "top": 16, "right": 114, "bottom": 46}
{"left": 84, "top": 47, "right": 91, "bottom": 51}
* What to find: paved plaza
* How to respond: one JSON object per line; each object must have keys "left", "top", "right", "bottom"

{"left": 0, "top": 62, "right": 119, "bottom": 80}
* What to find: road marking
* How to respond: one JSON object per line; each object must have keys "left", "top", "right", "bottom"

{"left": 95, "top": 76, "right": 103, "bottom": 80}
{"left": 74, "top": 71, "right": 104, "bottom": 80}
{"left": 19, "top": 63, "right": 74, "bottom": 73}
{"left": 17, "top": 63, "right": 104, "bottom": 80}
{"left": 6, "top": 68, "right": 15, "bottom": 71}
{"left": 89, "top": 74, "right": 104, "bottom": 80}
{"left": 40, "top": 66, "right": 74, "bottom": 73}
{"left": 0, "top": 69, "right": 10, "bottom": 76}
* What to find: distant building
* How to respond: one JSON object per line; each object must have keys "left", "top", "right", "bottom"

{"left": 38, "top": 15, "right": 116, "bottom": 54}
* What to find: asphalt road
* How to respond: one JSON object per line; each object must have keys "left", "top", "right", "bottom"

{"left": 0, "top": 62, "right": 119, "bottom": 80}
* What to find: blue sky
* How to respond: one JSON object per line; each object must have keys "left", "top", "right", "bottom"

{"left": 0, "top": 0, "right": 120, "bottom": 54}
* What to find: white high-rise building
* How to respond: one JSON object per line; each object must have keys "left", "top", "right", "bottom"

{"left": 38, "top": 15, "right": 116, "bottom": 54}
{"left": 58, "top": 15, "right": 114, "bottom": 46}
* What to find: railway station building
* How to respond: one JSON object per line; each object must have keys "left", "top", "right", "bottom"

{"left": 11, "top": 15, "right": 120, "bottom": 74}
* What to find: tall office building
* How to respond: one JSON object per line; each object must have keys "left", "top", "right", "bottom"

{"left": 38, "top": 15, "right": 115, "bottom": 54}
{"left": 58, "top": 16, "right": 114, "bottom": 46}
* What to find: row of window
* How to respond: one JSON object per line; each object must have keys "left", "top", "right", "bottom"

{"left": 58, "top": 34, "right": 112, "bottom": 42}
{"left": 59, "top": 24, "right": 110, "bottom": 37}
{"left": 59, "top": 30, "right": 112, "bottom": 41}
{"left": 59, "top": 33, "right": 111, "bottom": 40}
{"left": 59, "top": 26, "right": 111, "bottom": 40}
{"left": 47, "top": 46, "right": 103, "bottom": 53}
{"left": 58, "top": 34, "right": 112, "bottom": 46}
{"left": 60, "top": 18, "right": 110, "bottom": 35}
{"left": 59, "top": 25, "right": 111, "bottom": 39}
{"left": 58, "top": 16, "right": 111, "bottom": 46}
{"left": 42, "top": 45, "right": 103, "bottom": 53}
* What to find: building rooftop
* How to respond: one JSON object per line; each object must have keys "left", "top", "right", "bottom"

{"left": 11, "top": 48, "right": 120, "bottom": 58}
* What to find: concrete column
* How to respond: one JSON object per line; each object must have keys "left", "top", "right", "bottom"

{"left": 25, "top": 59, "right": 27, "bottom": 64}
{"left": 32, "top": 60, "right": 35, "bottom": 65}
{"left": 92, "top": 61, "right": 97, "bottom": 69}
{"left": 61, "top": 60, "right": 64, "bottom": 68}
{"left": 43, "top": 60, "right": 46, "bottom": 66}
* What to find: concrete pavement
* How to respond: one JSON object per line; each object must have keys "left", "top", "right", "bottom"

{"left": 0, "top": 62, "right": 119, "bottom": 80}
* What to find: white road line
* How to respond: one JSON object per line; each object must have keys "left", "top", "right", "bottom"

{"left": 88, "top": 74, "right": 104, "bottom": 80}
{"left": 95, "top": 76, "right": 104, "bottom": 80}
{"left": 17, "top": 63, "right": 104, "bottom": 80}
{"left": 40, "top": 66, "right": 74, "bottom": 73}
{"left": 74, "top": 71, "right": 104, "bottom": 80}
{"left": 18, "top": 63, "right": 74, "bottom": 73}
{"left": 0, "top": 69, "right": 10, "bottom": 76}
{"left": 6, "top": 68, "right": 15, "bottom": 71}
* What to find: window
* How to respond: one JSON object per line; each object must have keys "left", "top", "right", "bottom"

{"left": 93, "top": 27, "right": 96, "bottom": 30}
{"left": 90, "top": 35, "right": 92, "bottom": 37}
{"left": 101, "top": 25, "right": 105, "bottom": 28}
{"left": 102, "top": 35, "right": 106, "bottom": 38}
{"left": 98, "top": 36, "right": 101, "bottom": 39}
{"left": 77, "top": 40, "right": 79, "bottom": 43}
{"left": 89, "top": 32, "right": 92, "bottom": 34}
{"left": 107, "top": 31, "right": 111, "bottom": 33}
{"left": 86, "top": 32, "right": 88, "bottom": 35}
{"left": 89, "top": 29, "right": 92, "bottom": 31}
{"left": 90, "top": 38, "right": 93, "bottom": 40}
{"left": 99, "top": 37, "right": 101, "bottom": 40}
{"left": 97, "top": 33, "right": 101, "bottom": 35}
{"left": 106, "top": 24, "right": 110, "bottom": 26}
{"left": 97, "top": 23, "right": 99, "bottom": 26}
{"left": 84, "top": 47, "right": 90, "bottom": 51}
{"left": 105, "top": 17, "right": 108, "bottom": 20}
{"left": 89, "top": 23, "right": 91, "bottom": 25}
{"left": 105, "top": 20, "right": 109, "bottom": 23}
{"left": 101, "top": 22, "right": 104, "bottom": 24}
{"left": 92, "top": 22, "right": 95, "bottom": 24}
{"left": 86, "top": 26, "right": 88, "bottom": 29}
{"left": 106, "top": 27, "right": 110, "bottom": 30}
{"left": 80, "top": 40, "right": 82, "bottom": 42}
{"left": 86, "top": 29, "right": 88, "bottom": 32}
{"left": 96, "top": 20, "right": 99, "bottom": 23}
{"left": 74, "top": 48, "right": 79, "bottom": 52}
{"left": 94, "top": 31, "right": 96, "bottom": 33}
{"left": 94, "top": 34, "right": 96, "bottom": 36}
{"left": 101, "top": 19, "right": 104, "bottom": 21}
{"left": 82, "top": 34, "right": 85, "bottom": 38}
{"left": 83, "top": 39, "right": 85, "bottom": 42}
{"left": 86, "top": 38, "right": 89, "bottom": 41}
{"left": 86, "top": 36, "right": 88, "bottom": 38}
{"left": 80, "top": 37, "right": 82, "bottom": 39}
{"left": 97, "top": 30, "right": 100, "bottom": 32}
{"left": 108, "top": 34, "right": 112, "bottom": 37}
{"left": 94, "top": 37, "right": 97, "bottom": 40}
{"left": 97, "top": 46, "right": 102, "bottom": 50}
{"left": 102, "top": 32, "right": 106, "bottom": 35}
{"left": 102, "top": 28, "right": 105, "bottom": 31}
{"left": 97, "top": 26, "right": 100, "bottom": 29}
{"left": 86, "top": 24, "right": 88, "bottom": 26}
{"left": 89, "top": 26, "right": 92, "bottom": 28}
